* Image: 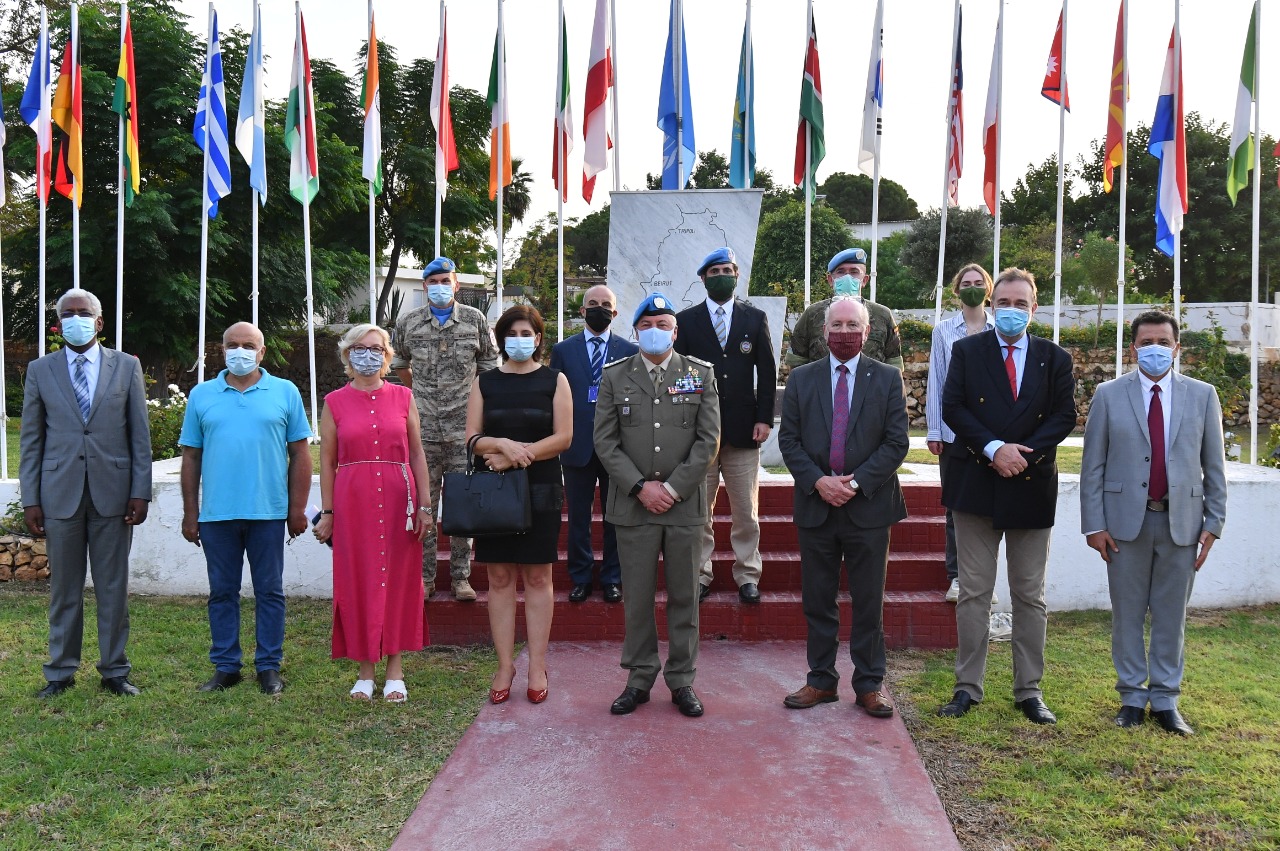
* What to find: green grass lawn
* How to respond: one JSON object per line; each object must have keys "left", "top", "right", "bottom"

{"left": 0, "top": 585, "right": 496, "bottom": 850}
{"left": 889, "top": 607, "right": 1280, "bottom": 850}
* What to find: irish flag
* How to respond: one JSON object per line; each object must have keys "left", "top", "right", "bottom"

{"left": 286, "top": 12, "right": 319, "bottom": 204}
{"left": 551, "top": 10, "right": 573, "bottom": 201}
{"left": 362, "top": 12, "right": 382, "bottom": 196}
{"left": 487, "top": 31, "right": 511, "bottom": 201}
{"left": 1227, "top": 2, "right": 1257, "bottom": 205}
{"left": 112, "top": 10, "right": 140, "bottom": 206}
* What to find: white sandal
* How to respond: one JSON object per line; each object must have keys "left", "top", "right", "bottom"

{"left": 383, "top": 679, "right": 408, "bottom": 703}
{"left": 350, "top": 679, "right": 375, "bottom": 700}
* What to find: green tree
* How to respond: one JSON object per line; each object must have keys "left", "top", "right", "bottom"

{"left": 506, "top": 214, "right": 572, "bottom": 333}
{"left": 750, "top": 199, "right": 850, "bottom": 314}
{"left": 818, "top": 172, "right": 919, "bottom": 224}
{"left": 897, "top": 207, "right": 993, "bottom": 299}
{"left": 564, "top": 204, "right": 609, "bottom": 276}
{"left": 867, "top": 230, "right": 933, "bottom": 309}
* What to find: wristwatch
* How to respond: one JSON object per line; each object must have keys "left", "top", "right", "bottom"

{"left": 630, "top": 479, "right": 646, "bottom": 497}
{"left": 418, "top": 506, "right": 432, "bottom": 514}
{"left": 847, "top": 478, "right": 859, "bottom": 492}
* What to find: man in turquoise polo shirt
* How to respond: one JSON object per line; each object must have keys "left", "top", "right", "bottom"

{"left": 179, "top": 322, "right": 313, "bottom": 695}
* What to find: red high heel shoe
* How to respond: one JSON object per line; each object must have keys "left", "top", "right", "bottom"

{"left": 527, "top": 672, "right": 549, "bottom": 704}
{"left": 490, "top": 671, "right": 514, "bottom": 705}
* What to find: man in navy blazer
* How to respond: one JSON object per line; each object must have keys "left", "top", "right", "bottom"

{"left": 550, "top": 285, "right": 638, "bottom": 603}
{"left": 937, "top": 268, "right": 1076, "bottom": 725}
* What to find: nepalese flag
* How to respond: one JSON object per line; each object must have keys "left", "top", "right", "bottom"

{"left": 729, "top": 9, "right": 755, "bottom": 189}
{"left": 582, "top": 0, "right": 613, "bottom": 202}
{"left": 1149, "top": 28, "right": 1186, "bottom": 258}
{"left": 658, "top": 0, "right": 695, "bottom": 191}
{"left": 946, "top": 8, "right": 963, "bottom": 207}
{"left": 1104, "top": 0, "right": 1127, "bottom": 194}
{"left": 487, "top": 29, "right": 512, "bottom": 200}
{"left": 19, "top": 12, "right": 51, "bottom": 205}
{"left": 793, "top": 2, "right": 824, "bottom": 198}
{"left": 551, "top": 10, "right": 573, "bottom": 201}
{"left": 857, "top": 0, "right": 883, "bottom": 178}
{"left": 51, "top": 38, "right": 83, "bottom": 207}
{"left": 236, "top": 0, "right": 267, "bottom": 201}
{"left": 982, "top": 19, "right": 1000, "bottom": 215}
{"left": 1041, "top": 6, "right": 1069, "bottom": 110}
{"left": 193, "top": 9, "right": 232, "bottom": 218}
{"left": 362, "top": 12, "right": 383, "bottom": 196}
{"left": 430, "top": 7, "right": 459, "bottom": 200}
{"left": 286, "top": 11, "right": 320, "bottom": 205}
{"left": 1227, "top": 3, "right": 1258, "bottom": 206}
{"left": 111, "top": 9, "right": 140, "bottom": 206}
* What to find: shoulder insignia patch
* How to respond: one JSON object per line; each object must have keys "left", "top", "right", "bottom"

{"left": 603, "top": 357, "right": 629, "bottom": 369}
{"left": 686, "top": 355, "right": 714, "bottom": 369}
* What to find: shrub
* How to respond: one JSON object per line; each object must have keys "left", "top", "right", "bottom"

{"left": 148, "top": 384, "right": 188, "bottom": 461}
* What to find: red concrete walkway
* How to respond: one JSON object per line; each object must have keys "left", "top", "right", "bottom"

{"left": 392, "top": 642, "right": 959, "bottom": 850}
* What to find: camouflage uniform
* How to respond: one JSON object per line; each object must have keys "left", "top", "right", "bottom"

{"left": 785, "top": 298, "right": 904, "bottom": 371}
{"left": 392, "top": 303, "right": 499, "bottom": 589}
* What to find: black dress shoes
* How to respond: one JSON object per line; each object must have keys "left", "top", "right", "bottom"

{"left": 258, "top": 670, "right": 284, "bottom": 695}
{"left": 198, "top": 671, "right": 243, "bottom": 692}
{"left": 738, "top": 583, "right": 760, "bottom": 604}
{"left": 37, "top": 678, "right": 75, "bottom": 699}
{"left": 698, "top": 583, "right": 712, "bottom": 602}
{"left": 610, "top": 686, "right": 650, "bottom": 715}
{"left": 1017, "top": 696, "right": 1058, "bottom": 725}
{"left": 937, "top": 690, "right": 977, "bottom": 717}
{"left": 671, "top": 686, "right": 704, "bottom": 717}
{"left": 1115, "top": 705, "right": 1146, "bottom": 728}
{"left": 602, "top": 583, "right": 623, "bottom": 603}
{"left": 101, "top": 676, "right": 141, "bottom": 696}
{"left": 568, "top": 583, "right": 592, "bottom": 602}
{"left": 1150, "top": 707, "right": 1194, "bottom": 736}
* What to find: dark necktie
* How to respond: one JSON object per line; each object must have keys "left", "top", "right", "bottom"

{"left": 73, "top": 354, "right": 92, "bottom": 422}
{"left": 830, "top": 364, "right": 850, "bottom": 475}
{"left": 1148, "top": 384, "right": 1167, "bottom": 500}
{"left": 1004, "top": 345, "right": 1018, "bottom": 401}
{"left": 589, "top": 336, "right": 605, "bottom": 385}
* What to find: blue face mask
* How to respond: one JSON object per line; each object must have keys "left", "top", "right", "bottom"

{"left": 638, "top": 327, "right": 674, "bottom": 356}
{"left": 994, "top": 307, "right": 1031, "bottom": 338}
{"left": 224, "top": 347, "right": 260, "bottom": 376}
{"left": 832, "top": 275, "right": 863, "bottom": 298}
{"left": 504, "top": 337, "right": 537, "bottom": 362}
{"left": 426, "top": 283, "right": 455, "bottom": 308}
{"left": 61, "top": 315, "right": 98, "bottom": 347}
{"left": 1135, "top": 343, "right": 1174, "bottom": 377}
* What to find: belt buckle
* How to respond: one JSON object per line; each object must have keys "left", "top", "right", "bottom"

{"left": 1146, "top": 498, "right": 1168, "bottom": 512}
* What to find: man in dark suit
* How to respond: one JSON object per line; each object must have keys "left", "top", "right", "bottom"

{"left": 550, "top": 284, "right": 638, "bottom": 603}
{"left": 778, "top": 297, "right": 909, "bottom": 718}
{"left": 674, "top": 247, "right": 776, "bottom": 604}
{"left": 21, "top": 289, "right": 153, "bottom": 699}
{"left": 937, "top": 268, "right": 1076, "bottom": 725}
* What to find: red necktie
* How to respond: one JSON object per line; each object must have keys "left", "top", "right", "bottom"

{"left": 830, "top": 365, "right": 849, "bottom": 475}
{"left": 1004, "top": 345, "right": 1018, "bottom": 401}
{"left": 1148, "top": 385, "right": 1167, "bottom": 500}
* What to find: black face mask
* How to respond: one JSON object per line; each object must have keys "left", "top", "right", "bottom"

{"left": 583, "top": 306, "right": 613, "bottom": 333}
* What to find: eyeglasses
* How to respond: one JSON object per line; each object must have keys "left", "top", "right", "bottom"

{"left": 351, "top": 346, "right": 385, "bottom": 356}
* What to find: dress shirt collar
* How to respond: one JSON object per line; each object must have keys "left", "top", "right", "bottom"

{"left": 995, "top": 330, "right": 1029, "bottom": 353}
{"left": 705, "top": 297, "right": 734, "bottom": 323}
{"left": 828, "top": 351, "right": 862, "bottom": 373}
{"left": 644, "top": 351, "right": 675, "bottom": 373}
{"left": 585, "top": 328, "right": 611, "bottom": 346}
{"left": 64, "top": 342, "right": 101, "bottom": 366}
{"left": 949, "top": 310, "right": 994, "bottom": 332}
{"left": 1138, "top": 367, "right": 1173, "bottom": 398}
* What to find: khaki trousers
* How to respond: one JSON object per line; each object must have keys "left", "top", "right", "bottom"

{"left": 698, "top": 444, "right": 763, "bottom": 588}
{"left": 617, "top": 522, "right": 701, "bottom": 691}
{"left": 422, "top": 440, "right": 472, "bottom": 587}
{"left": 952, "top": 511, "right": 1051, "bottom": 702}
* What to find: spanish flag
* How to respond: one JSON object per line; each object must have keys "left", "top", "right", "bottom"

{"left": 51, "top": 37, "right": 83, "bottom": 207}
{"left": 112, "top": 11, "right": 140, "bottom": 206}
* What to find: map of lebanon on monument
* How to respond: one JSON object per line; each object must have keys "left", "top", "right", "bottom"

{"left": 606, "top": 189, "right": 764, "bottom": 335}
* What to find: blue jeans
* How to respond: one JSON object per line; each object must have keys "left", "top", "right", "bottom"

{"left": 200, "top": 520, "right": 286, "bottom": 673}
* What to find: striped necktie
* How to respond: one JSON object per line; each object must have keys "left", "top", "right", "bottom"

{"left": 714, "top": 306, "right": 728, "bottom": 350}
{"left": 72, "top": 354, "right": 92, "bottom": 421}
{"left": 589, "top": 336, "right": 605, "bottom": 385}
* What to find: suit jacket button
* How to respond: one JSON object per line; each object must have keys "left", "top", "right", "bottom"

{"left": 979, "top": 397, "right": 985, "bottom": 403}
{"left": 655, "top": 422, "right": 661, "bottom": 428}
{"left": 1025, "top": 476, "right": 1031, "bottom": 481}
{"left": 655, "top": 446, "right": 661, "bottom": 452}
{"left": 1141, "top": 482, "right": 1147, "bottom": 488}
{"left": 1145, "top": 457, "right": 1149, "bottom": 462}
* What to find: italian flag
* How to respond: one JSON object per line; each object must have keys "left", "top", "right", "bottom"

{"left": 112, "top": 10, "right": 140, "bottom": 206}
{"left": 1227, "top": 3, "right": 1257, "bottom": 205}
{"left": 793, "top": 3, "right": 824, "bottom": 199}
{"left": 487, "top": 31, "right": 511, "bottom": 201}
{"left": 286, "top": 13, "right": 320, "bottom": 204}
{"left": 362, "top": 13, "right": 382, "bottom": 196}
{"left": 552, "top": 11, "right": 573, "bottom": 201}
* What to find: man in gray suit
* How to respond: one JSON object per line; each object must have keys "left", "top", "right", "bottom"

{"left": 21, "top": 289, "right": 152, "bottom": 699}
{"left": 778, "top": 297, "right": 909, "bottom": 718}
{"left": 1081, "top": 310, "right": 1226, "bottom": 736}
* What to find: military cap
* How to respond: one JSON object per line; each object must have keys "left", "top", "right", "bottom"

{"left": 632, "top": 292, "right": 677, "bottom": 325}
{"left": 827, "top": 248, "right": 869, "bottom": 273}
{"left": 423, "top": 256, "right": 457, "bottom": 278}
{"left": 696, "top": 246, "right": 737, "bottom": 276}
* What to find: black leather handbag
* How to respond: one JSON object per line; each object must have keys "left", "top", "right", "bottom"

{"left": 440, "top": 435, "right": 532, "bottom": 537}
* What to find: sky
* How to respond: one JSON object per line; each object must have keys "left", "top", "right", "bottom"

{"left": 174, "top": 0, "right": 1279, "bottom": 260}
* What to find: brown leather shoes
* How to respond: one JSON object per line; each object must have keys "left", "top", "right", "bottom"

{"left": 855, "top": 689, "right": 895, "bottom": 718}
{"left": 784, "top": 684, "right": 838, "bottom": 709}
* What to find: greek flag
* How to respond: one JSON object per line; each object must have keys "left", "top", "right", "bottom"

{"left": 194, "top": 9, "right": 231, "bottom": 218}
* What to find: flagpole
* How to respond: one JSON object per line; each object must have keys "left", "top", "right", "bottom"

{"left": 0, "top": 227, "right": 8, "bottom": 479}
{"left": 495, "top": 0, "right": 506, "bottom": 314}
{"left": 295, "top": 2, "right": 318, "bottom": 435}
{"left": 1172, "top": 0, "right": 1181, "bottom": 372}
{"left": 368, "top": 0, "right": 377, "bottom": 325}
{"left": 609, "top": 0, "right": 620, "bottom": 192}
{"left": 556, "top": 0, "right": 565, "bottom": 342}
{"left": 1051, "top": 0, "right": 1068, "bottom": 345}
{"left": 742, "top": 0, "right": 752, "bottom": 190}
{"left": 37, "top": 6, "right": 48, "bottom": 358}
{"left": 1249, "top": 0, "right": 1261, "bottom": 462}
{"left": 70, "top": 1, "right": 80, "bottom": 291}
{"left": 993, "top": 1, "right": 1003, "bottom": 273}
{"left": 934, "top": 0, "right": 961, "bottom": 327}
{"left": 802, "top": 0, "right": 812, "bottom": 309}
{"left": 1115, "top": 0, "right": 1128, "bottom": 378}
{"left": 115, "top": 1, "right": 126, "bottom": 350}
{"left": 250, "top": 0, "right": 259, "bottom": 328}
{"left": 674, "top": 0, "right": 684, "bottom": 189}
{"left": 197, "top": 4, "right": 212, "bottom": 383}
{"left": 868, "top": 0, "right": 882, "bottom": 303}
{"left": 434, "top": 0, "right": 444, "bottom": 259}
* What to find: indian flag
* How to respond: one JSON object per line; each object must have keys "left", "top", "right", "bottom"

{"left": 362, "top": 12, "right": 382, "bottom": 196}
{"left": 285, "top": 12, "right": 319, "bottom": 205}
{"left": 487, "top": 31, "right": 511, "bottom": 201}
{"left": 111, "top": 10, "right": 140, "bottom": 206}
{"left": 1227, "top": 2, "right": 1257, "bottom": 206}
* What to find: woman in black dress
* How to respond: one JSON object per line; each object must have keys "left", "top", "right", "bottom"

{"left": 466, "top": 305, "right": 572, "bottom": 705}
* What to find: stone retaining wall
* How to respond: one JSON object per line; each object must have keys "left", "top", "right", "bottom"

{"left": 0, "top": 535, "right": 49, "bottom": 582}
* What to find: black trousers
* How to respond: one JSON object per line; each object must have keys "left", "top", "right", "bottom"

{"left": 798, "top": 510, "right": 890, "bottom": 694}
{"left": 563, "top": 455, "right": 621, "bottom": 586}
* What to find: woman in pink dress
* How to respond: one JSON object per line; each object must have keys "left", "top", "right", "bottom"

{"left": 314, "top": 324, "right": 431, "bottom": 702}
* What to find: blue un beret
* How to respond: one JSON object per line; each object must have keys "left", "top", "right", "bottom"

{"left": 632, "top": 292, "right": 677, "bottom": 326}
{"left": 827, "top": 248, "right": 869, "bottom": 273}
{"left": 423, "top": 256, "right": 457, "bottom": 278}
{"left": 697, "top": 246, "right": 737, "bottom": 276}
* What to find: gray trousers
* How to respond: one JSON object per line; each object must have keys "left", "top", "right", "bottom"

{"left": 953, "top": 511, "right": 1051, "bottom": 702}
{"left": 44, "top": 487, "right": 134, "bottom": 681}
{"left": 1108, "top": 510, "right": 1197, "bottom": 711}
{"left": 617, "top": 522, "right": 701, "bottom": 691}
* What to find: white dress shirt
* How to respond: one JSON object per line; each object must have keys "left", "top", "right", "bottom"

{"left": 65, "top": 342, "right": 102, "bottom": 400}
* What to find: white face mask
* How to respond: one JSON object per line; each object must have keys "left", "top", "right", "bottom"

{"left": 427, "top": 284, "right": 455, "bottom": 308}
{"left": 638, "top": 327, "right": 674, "bottom": 356}
{"left": 224, "top": 347, "right": 259, "bottom": 376}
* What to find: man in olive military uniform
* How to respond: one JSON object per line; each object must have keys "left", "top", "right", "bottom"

{"left": 785, "top": 248, "right": 904, "bottom": 372}
{"left": 392, "top": 256, "right": 499, "bottom": 601}
{"left": 594, "top": 293, "right": 721, "bottom": 718}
